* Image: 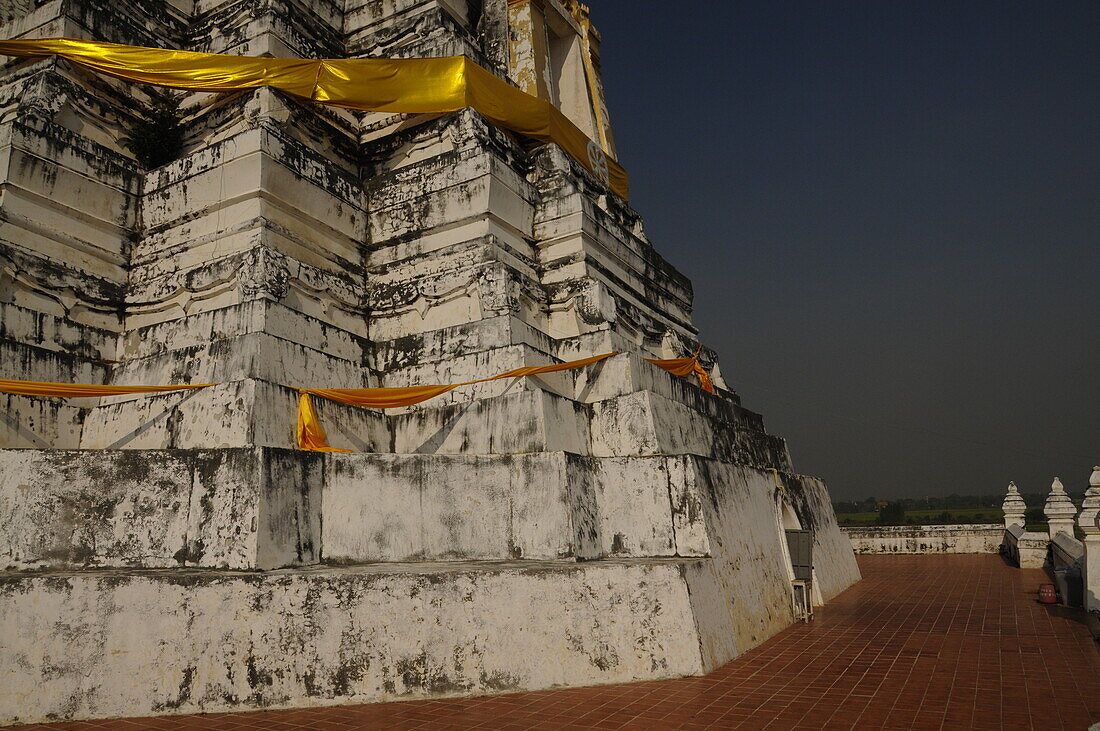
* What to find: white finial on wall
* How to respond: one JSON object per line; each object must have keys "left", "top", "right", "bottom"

{"left": 1002, "top": 481, "right": 1026, "bottom": 529}
{"left": 1079, "top": 467, "right": 1100, "bottom": 538}
{"left": 1045, "top": 476, "right": 1077, "bottom": 539}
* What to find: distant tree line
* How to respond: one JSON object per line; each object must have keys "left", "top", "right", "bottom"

{"left": 833, "top": 491, "right": 1083, "bottom": 528}
{"left": 832, "top": 492, "right": 1077, "bottom": 515}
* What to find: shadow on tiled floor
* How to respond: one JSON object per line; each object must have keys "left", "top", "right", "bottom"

{"left": 17, "top": 555, "right": 1100, "bottom": 730}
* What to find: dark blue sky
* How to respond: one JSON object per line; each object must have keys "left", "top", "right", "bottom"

{"left": 590, "top": 1, "right": 1099, "bottom": 500}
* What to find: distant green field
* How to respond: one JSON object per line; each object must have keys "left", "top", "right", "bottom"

{"left": 836, "top": 507, "right": 1003, "bottom": 526}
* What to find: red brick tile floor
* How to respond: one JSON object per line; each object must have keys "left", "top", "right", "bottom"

{"left": 18, "top": 555, "right": 1100, "bottom": 730}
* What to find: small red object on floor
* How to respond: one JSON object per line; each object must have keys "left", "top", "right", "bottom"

{"left": 1038, "top": 582, "right": 1058, "bottom": 604}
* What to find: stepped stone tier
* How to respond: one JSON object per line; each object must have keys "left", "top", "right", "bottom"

{"left": 0, "top": 0, "right": 860, "bottom": 724}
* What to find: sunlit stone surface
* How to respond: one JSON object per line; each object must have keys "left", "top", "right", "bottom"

{"left": 0, "top": 0, "right": 859, "bottom": 723}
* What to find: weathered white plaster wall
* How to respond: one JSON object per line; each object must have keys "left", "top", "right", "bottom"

{"left": 0, "top": 2, "right": 861, "bottom": 724}
{"left": 681, "top": 462, "right": 798, "bottom": 670}
{"left": 0, "top": 445, "right": 860, "bottom": 722}
{"left": 323, "top": 452, "right": 585, "bottom": 562}
{"left": 681, "top": 463, "right": 859, "bottom": 671}
{"left": 0, "top": 559, "right": 706, "bottom": 725}
{"left": 0, "top": 448, "right": 320, "bottom": 571}
{"left": 787, "top": 476, "right": 861, "bottom": 601}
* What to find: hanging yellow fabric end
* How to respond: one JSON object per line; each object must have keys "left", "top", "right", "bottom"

{"left": 646, "top": 346, "right": 714, "bottom": 394}
{"left": 693, "top": 360, "right": 715, "bottom": 393}
{"left": 689, "top": 344, "right": 715, "bottom": 393}
{"left": 296, "top": 391, "right": 353, "bottom": 453}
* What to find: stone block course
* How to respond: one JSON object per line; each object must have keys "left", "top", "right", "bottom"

{"left": 27, "top": 555, "right": 1098, "bottom": 731}
{"left": 0, "top": 444, "right": 857, "bottom": 722}
{"left": 0, "top": 447, "right": 319, "bottom": 571}
{"left": 0, "top": 557, "right": 706, "bottom": 725}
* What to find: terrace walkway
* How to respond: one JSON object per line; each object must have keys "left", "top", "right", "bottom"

{"left": 21, "top": 555, "right": 1100, "bottom": 730}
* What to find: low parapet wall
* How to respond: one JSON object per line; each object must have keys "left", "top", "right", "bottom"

{"left": 843, "top": 524, "right": 1003, "bottom": 554}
